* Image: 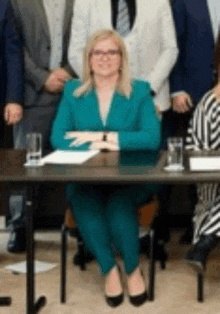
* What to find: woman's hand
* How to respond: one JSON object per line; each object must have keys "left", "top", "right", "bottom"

{"left": 90, "top": 141, "right": 119, "bottom": 151}
{"left": 64, "top": 131, "right": 103, "bottom": 147}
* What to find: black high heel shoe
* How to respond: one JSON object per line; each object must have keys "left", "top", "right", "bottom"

{"left": 105, "top": 265, "right": 124, "bottom": 307}
{"left": 128, "top": 269, "right": 148, "bottom": 307}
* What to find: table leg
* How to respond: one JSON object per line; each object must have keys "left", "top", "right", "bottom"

{"left": 26, "top": 184, "right": 46, "bottom": 314}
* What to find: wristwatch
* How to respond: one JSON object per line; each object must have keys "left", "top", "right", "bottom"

{"left": 102, "top": 131, "right": 109, "bottom": 152}
{"left": 102, "top": 131, "right": 109, "bottom": 142}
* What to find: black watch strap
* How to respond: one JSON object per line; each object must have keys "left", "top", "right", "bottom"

{"left": 102, "top": 131, "right": 109, "bottom": 142}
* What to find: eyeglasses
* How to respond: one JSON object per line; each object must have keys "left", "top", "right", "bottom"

{"left": 91, "top": 49, "right": 121, "bottom": 58}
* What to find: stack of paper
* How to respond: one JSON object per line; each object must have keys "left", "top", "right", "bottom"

{"left": 40, "top": 150, "right": 99, "bottom": 165}
{"left": 190, "top": 157, "right": 220, "bottom": 171}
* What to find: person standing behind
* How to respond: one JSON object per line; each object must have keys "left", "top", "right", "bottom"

{"left": 170, "top": 0, "right": 220, "bottom": 245}
{"left": 170, "top": 0, "right": 220, "bottom": 129}
{"left": 7, "top": 0, "right": 76, "bottom": 253}
{"left": 0, "top": 0, "right": 23, "bottom": 147}
{"left": 68, "top": 0, "right": 178, "bottom": 117}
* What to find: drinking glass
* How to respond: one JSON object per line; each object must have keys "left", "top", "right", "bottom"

{"left": 166, "top": 137, "right": 184, "bottom": 171}
{"left": 26, "top": 133, "right": 42, "bottom": 166}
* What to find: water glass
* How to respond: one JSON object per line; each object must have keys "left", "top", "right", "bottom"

{"left": 26, "top": 133, "right": 42, "bottom": 166}
{"left": 167, "top": 137, "right": 184, "bottom": 171}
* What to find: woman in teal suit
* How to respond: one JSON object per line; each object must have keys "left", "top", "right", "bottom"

{"left": 51, "top": 29, "right": 161, "bottom": 307}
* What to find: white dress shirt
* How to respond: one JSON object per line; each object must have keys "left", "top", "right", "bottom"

{"left": 43, "top": 0, "right": 66, "bottom": 70}
{"left": 207, "top": 0, "right": 220, "bottom": 42}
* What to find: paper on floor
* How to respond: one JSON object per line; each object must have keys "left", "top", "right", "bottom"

{"left": 6, "top": 261, "right": 57, "bottom": 274}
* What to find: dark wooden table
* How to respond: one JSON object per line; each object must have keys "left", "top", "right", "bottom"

{"left": 1, "top": 149, "right": 220, "bottom": 313}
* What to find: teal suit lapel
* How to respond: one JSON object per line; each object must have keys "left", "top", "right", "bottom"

{"left": 83, "top": 88, "right": 130, "bottom": 131}
{"left": 104, "top": 91, "right": 130, "bottom": 130}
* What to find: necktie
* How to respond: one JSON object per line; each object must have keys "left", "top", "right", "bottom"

{"left": 116, "top": 0, "right": 130, "bottom": 37}
{"left": 213, "top": 26, "right": 220, "bottom": 86}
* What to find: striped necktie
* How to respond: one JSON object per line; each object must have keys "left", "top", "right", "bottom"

{"left": 116, "top": 0, "right": 130, "bottom": 37}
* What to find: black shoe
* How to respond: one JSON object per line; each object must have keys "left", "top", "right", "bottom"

{"left": 105, "top": 292, "right": 124, "bottom": 308}
{"left": 105, "top": 266, "right": 124, "bottom": 308}
{"left": 7, "top": 228, "right": 26, "bottom": 253}
{"left": 186, "top": 234, "right": 219, "bottom": 272}
{"left": 128, "top": 270, "right": 148, "bottom": 307}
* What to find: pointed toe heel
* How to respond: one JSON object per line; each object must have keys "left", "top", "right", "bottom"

{"left": 105, "top": 293, "right": 124, "bottom": 307}
{"left": 129, "top": 290, "right": 148, "bottom": 307}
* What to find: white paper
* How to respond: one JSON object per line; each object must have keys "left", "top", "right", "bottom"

{"left": 40, "top": 150, "right": 99, "bottom": 165}
{"left": 6, "top": 261, "right": 57, "bottom": 274}
{"left": 190, "top": 157, "right": 220, "bottom": 171}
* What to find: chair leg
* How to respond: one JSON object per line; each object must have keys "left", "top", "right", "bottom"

{"left": 0, "top": 296, "right": 11, "bottom": 306}
{"left": 61, "top": 224, "right": 68, "bottom": 303}
{"left": 197, "top": 273, "right": 204, "bottom": 302}
{"left": 77, "top": 233, "right": 86, "bottom": 271}
{"left": 157, "top": 241, "right": 167, "bottom": 270}
{"left": 148, "top": 229, "right": 155, "bottom": 301}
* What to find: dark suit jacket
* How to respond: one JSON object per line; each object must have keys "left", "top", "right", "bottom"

{"left": 11, "top": 0, "right": 76, "bottom": 109}
{"left": 170, "top": 0, "right": 215, "bottom": 102}
{"left": 0, "top": 0, "right": 23, "bottom": 107}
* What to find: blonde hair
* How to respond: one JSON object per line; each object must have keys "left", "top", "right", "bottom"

{"left": 74, "top": 29, "right": 131, "bottom": 98}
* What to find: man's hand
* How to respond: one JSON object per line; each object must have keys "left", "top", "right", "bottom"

{"left": 4, "top": 103, "right": 23, "bottom": 125}
{"left": 53, "top": 68, "right": 72, "bottom": 82}
{"left": 213, "top": 82, "right": 220, "bottom": 100}
{"left": 44, "top": 68, "right": 72, "bottom": 94}
{"left": 172, "top": 93, "right": 193, "bottom": 113}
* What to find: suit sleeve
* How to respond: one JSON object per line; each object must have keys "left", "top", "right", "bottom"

{"left": 68, "top": 0, "right": 90, "bottom": 78}
{"left": 10, "top": 0, "right": 50, "bottom": 92}
{"left": 51, "top": 82, "right": 90, "bottom": 150}
{"left": 24, "top": 49, "right": 49, "bottom": 92}
{"left": 147, "top": 0, "right": 178, "bottom": 94}
{"left": 119, "top": 88, "right": 161, "bottom": 151}
{"left": 5, "top": 0, "right": 24, "bottom": 104}
{"left": 169, "top": 0, "right": 187, "bottom": 94}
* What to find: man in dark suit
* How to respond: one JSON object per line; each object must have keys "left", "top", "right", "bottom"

{"left": 0, "top": 0, "right": 23, "bottom": 147}
{"left": 7, "top": 0, "right": 76, "bottom": 252}
{"left": 170, "top": 0, "right": 220, "bottom": 264}
{"left": 170, "top": 0, "right": 220, "bottom": 119}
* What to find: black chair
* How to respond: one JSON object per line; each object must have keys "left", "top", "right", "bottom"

{"left": 60, "top": 197, "right": 167, "bottom": 304}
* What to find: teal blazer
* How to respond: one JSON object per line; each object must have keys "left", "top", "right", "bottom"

{"left": 51, "top": 79, "right": 161, "bottom": 151}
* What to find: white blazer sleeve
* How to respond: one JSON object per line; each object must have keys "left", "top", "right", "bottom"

{"left": 68, "top": 0, "right": 91, "bottom": 78}
{"left": 147, "top": 0, "right": 178, "bottom": 93}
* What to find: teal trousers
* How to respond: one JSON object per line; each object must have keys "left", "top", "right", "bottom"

{"left": 66, "top": 183, "right": 159, "bottom": 275}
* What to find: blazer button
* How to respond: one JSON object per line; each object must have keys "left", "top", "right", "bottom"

{"left": 47, "top": 46, "right": 50, "bottom": 50}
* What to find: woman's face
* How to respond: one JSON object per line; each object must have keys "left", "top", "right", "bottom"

{"left": 89, "top": 36, "right": 122, "bottom": 79}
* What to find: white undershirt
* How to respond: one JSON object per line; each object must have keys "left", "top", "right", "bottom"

{"left": 97, "top": 89, "right": 114, "bottom": 126}
{"left": 97, "top": 89, "right": 119, "bottom": 148}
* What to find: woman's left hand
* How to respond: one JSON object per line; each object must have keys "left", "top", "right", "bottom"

{"left": 64, "top": 131, "right": 103, "bottom": 147}
{"left": 90, "top": 141, "right": 119, "bottom": 151}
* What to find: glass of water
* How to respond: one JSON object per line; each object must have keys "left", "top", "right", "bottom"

{"left": 166, "top": 137, "right": 184, "bottom": 171}
{"left": 26, "top": 133, "right": 42, "bottom": 166}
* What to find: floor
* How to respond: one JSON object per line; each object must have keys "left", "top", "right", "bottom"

{"left": 1, "top": 228, "right": 220, "bottom": 314}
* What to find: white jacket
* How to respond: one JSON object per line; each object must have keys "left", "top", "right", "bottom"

{"left": 68, "top": 0, "right": 178, "bottom": 111}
